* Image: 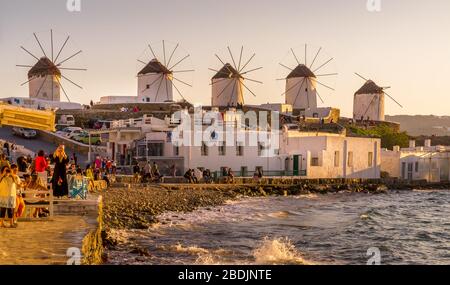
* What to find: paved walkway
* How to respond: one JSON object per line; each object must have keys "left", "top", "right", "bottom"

{"left": 0, "top": 216, "right": 93, "bottom": 265}
{"left": 0, "top": 195, "right": 100, "bottom": 265}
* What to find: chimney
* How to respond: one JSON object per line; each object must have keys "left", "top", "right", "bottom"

{"left": 424, "top": 139, "right": 432, "bottom": 148}
{"left": 409, "top": 140, "right": 416, "bottom": 148}
{"left": 393, "top": 145, "right": 400, "bottom": 152}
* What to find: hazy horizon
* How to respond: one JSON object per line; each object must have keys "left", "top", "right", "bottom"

{"left": 1, "top": 0, "right": 450, "bottom": 117}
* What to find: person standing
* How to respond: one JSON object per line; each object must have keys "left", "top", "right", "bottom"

{"left": 34, "top": 150, "right": 48, "bottom": 188}
{"left": 72, "top": 153, "right": 78, "bottom": 167}
{"left": 3, "top": 142, "right": 10, "bottom": 157}
{"left": 52, "top": 145, "right": 69, "bottom": 198}
{"left": 0, "top": 166, "right": 17, "bottom": 228}
{"left": 0, "top": 154, "right": 10, "bottom": 171}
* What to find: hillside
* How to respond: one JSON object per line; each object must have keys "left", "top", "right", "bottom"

{"left": 386, "top": 115, "right": 450, "bottom": 136}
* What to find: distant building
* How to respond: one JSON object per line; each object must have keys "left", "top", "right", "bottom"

{"left": 381, "top": 139, "right": 450, "bottom": 182}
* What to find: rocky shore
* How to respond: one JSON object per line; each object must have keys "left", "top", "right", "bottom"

{"left": 102, "top": 182, "right": 388, "bottom": 231}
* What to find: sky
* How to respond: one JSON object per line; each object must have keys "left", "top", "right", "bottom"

{"left": 1, "top": 0, "right": 450, "bottom": 117}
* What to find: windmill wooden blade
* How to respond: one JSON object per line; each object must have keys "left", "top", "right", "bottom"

{"left": 20, "top": 77, "right": 37, "bottom": 86}
{"left": 21, "top": 46, "right": 40, "bottom": 61}
{"left": 316, "top": 73, "right": 338, "bottom": 77}
{"left": 315, "top": 88, "right": 325, "bottom": 104}
{"left": 243, "top": 77, "right": 263, "bottom": 84}
{"left": 279, "top": 63, "right": 293, "bottom": 71}
{"left": 57, "top": 50, "right": 82, "bottom": 66}
{"left": 141, "top": 74, "right": 163, "bottom": 93}
{"left": 363, "top": 95, "right": 378, "bottom": 118}
{"left": 291, "top": 48, "right": 300, "bottom": 65}
{"left": 309, "top": 47, "right": 322, "bottom": 69}
{"left": 154, "top": 76, "right": 165, "bottom": 102}
{"left": 216, "top": 79, "right": 235, "bottom": 98}
{"left": 162, "top": 40, "right": 167, "bottom": 66}
{"left": 171, "top": 81, "right": 186, "bottom": 101}
{"left": 165, "top": 76, "right": 170, "bottom": 101}
{"left": 304, "top": 44, "right": 307, "bottom": 66}
{"left": 61, "top": 74, "right": 83, "bottom": 89}
{"left": 59, "top": 67, "right": 87, "bottom": 71}
{"left": 172, "top": 69, "right": 195, "bottom": 73}
{"left": 313, "top": 57, "right": 333, "bottom": 73}
{"left": 137, "top": 59, "right": 147, "bottom": 65}
{"left": 33, "top": 33, "right": 47, "bottom": 58}
{"left": 293, "top": 78, "right": 307, "bottom": 107}
{"left": 239, "top": 53, "right": 255, "bottom": 73}
{"left": 35, "top": 75, "right": 49, "bottom": 98}
{"left": 281, "top": 78, "right": 303, "bottom": 96}
{"left": 173, "top": 77, "right": 192, "bottom": 87}
{"left": 51, "top": 29, "right": 54, "bottom": 62}
{"left": 312, "top": 78, "right": 335, "bottom": 91}
{"left": 384, "top": 90, "right": 403, "bottom": 108}
{"left": 227, "top": 46, "right": 238, "bottom": 70}
{"left": 56, "top": 76, "right": 71, "bottom": 103}
{"left": 54, "top": 36, "right": 70, "bottom": 63}
{"left": 148, "top": 44, "right": 157, "bottom": 59}
{"left": 16, "top": 65, "right": 33, "bottom": 68}
{"left": 240, "top": 67, "right": 263, "bottom": 75}
{"left": 241, "top": 80, "right": 257, "bottom": 97}
{"left": 354, "top": 72, "right": 369, "bottom": 81}
{"left": 169, "top": 54, "right": 190, "bottom": 71}
{"left": 238, "top": 46, "right": 244, "bottom": 71}
{"left": 167, "top": 43, "right": 179, "bottom": 67}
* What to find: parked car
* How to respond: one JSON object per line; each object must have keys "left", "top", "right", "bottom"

{"left": 55, "top": 127, "right": 83, "bottom": 138}
{"left": 12, "top": 127, "right": 37, "bottom": 139}
{"left": 73, "top": 132, "right": 102, "bottom": 145}
{"left": 58, "top": 115, "right": 75, "bottom": 126}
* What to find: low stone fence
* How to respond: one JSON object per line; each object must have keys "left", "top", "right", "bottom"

{"left": 37, "top": 130, "right": 106, "bottom": 156}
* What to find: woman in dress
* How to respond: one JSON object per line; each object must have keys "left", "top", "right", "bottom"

{"left": 52, "top": 145, "right": 69, "bottom": 198}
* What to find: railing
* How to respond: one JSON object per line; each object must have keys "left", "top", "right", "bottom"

{"left": 213, "top": 170, "right": 307, "bottom": 179}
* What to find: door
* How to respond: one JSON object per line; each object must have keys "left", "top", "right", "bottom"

{"left": 293, "top": 155, "right": 299, "bottom": 176}
{"left": 408, "top": 163, "right": 413, "bottom": 181}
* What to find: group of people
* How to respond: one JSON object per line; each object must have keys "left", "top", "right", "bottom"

{"left": 133, "top": 161, "right": 165, "bottom": 183}
{"left": 184, "top": 168, "right": 213, "bottom": 184}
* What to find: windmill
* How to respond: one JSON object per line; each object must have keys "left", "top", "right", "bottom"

{"left": 353, "top": 73, "right": 403, "bottom": 122}
{"left": 278, "top": 44, "right": 337, "bottom": 113}
{"left": 17, "top": 29, "right": 86, "bottom": 103}
{"left": 137, "top": 41, "right": 194, "bottom": 103}
{"left": 209, "top": 46, "right": 262, "bottom": 107}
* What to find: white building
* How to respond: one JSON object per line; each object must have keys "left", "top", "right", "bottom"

{"left": 353, "top": 80, "right": 385, "bottom": 121}
{"left": 115, "top": 108, "right": 380, "bottom": 179}
{"left": 28, "top": 57, "right": 61, "bottom": 102}
{"left": 381, "top": 139, "right": 450, "bottom": 182}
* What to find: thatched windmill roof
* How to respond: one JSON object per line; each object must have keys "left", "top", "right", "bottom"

{"left": 28, "top": 57, "right": 61, "bottom": 78}
{"left": 355, "top": 80, "right": 384, "bottom": 95}
{"left": 212, "top": 63, "right": 242, "bottom": 80}
{"left": 138, "top": 58, "right": 171, "bottom": 75}
{"left": 287, "top": 64, "right": 316, "bottom": 79}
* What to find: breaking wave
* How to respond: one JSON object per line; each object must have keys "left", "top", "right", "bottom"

{"left": 252, "top": 237, "right": 311, "bottom": 265}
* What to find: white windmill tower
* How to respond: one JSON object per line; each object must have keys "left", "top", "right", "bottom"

{"left": 279, "top": 45, "right": 337, "bottom": 115}
{"left": 353, "top": 73, "right": 403, "bottom": 121}
{"left": 137, "top": 41, "right": 193, "bottom": 103}
{"left": 17, "top": 30, "right": 86, "bottom": 103}
{"left": 210, "top": 47, "right": 262, "bottom": 107}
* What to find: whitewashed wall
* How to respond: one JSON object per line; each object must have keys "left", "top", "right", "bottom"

{"left": 137, "top": 73, "right": 173, "bottom": 103}
{"left": 211, "top": 78, "right": 244, "bottom": 107}
{"left": 285, "top": 77, "right": 317, "bottom": 110}
{"left": 29, "top": 75, "right": 60, "bottom": 102}
{"left": 353, "top": 93, "right": 385, "bottom": 121}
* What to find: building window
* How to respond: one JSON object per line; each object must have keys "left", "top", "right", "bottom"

{"left": 334, "top": 151, "right": 340, "bottom": 167}
{"left": 201, "top": 142, "right": 208, "bottom": 156}
{"left": 218, "top": 142, "right": 226, "bottom": 156}
{"left": 147, "top": 142, "right": 164, "bottom": 156}
{"left": 311, "top": 157, "right": 319, "bottom": 166}
{"left": 401, "top": 162, "right": 406, "bottom": 179}
{"left": 241, "top": 166, "right": 248, "bottom": 177}
{"left": 146, "top": 84, "right": 150, "bottom": 89}
{"left": 174, "top": 146, "right": 179, "bottom": 156}
{"left": 368, "top": 152, "right": 374, "bottom": 167}
{"left": 415, "top": 161, "right": 419, "bottom": 172}
{"left": 347, "top": 151, "right": 353, "bottom": 167}
{"left": 236, "top": 144, "right": 244, "bottom": 156}
{"left": 258, "top": 143, "right": 264, "bottom": 156}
